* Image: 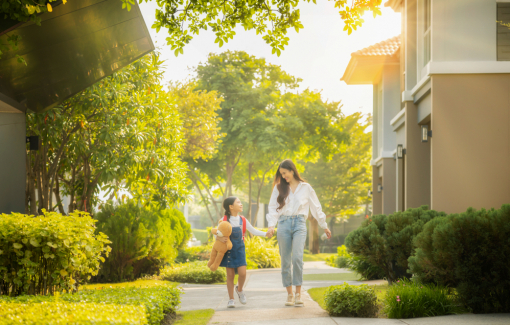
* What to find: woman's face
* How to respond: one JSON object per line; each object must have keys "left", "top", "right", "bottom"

{"left": 279, "top": 168, "right": 294, "bottom": 183}
{"left": 229, "top": 198, "right": 243, "bottom": 214}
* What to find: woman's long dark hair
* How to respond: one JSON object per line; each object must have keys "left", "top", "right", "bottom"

{"left": 222, "top": 196, "right": 238, "bottom": 222}
{"left": 272, "top": 159, "right": 305, "bottom": 212}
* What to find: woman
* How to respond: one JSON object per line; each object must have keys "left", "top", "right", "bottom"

{"left": 266, "top": 159, "right": 331, "bottom": 307}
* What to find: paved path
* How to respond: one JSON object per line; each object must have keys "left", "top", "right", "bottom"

{"left": 179, "top": 262, "right": 510, "bottom": 325}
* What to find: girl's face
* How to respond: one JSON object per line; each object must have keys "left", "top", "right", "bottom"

{"left": 279, "top": 168, "right": 294, "bottom": 183}
{"left": 229, "top": 198, "right": 243, "bottom": 215}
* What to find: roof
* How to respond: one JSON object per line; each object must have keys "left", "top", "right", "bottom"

{"left": 341, "top": 35, "right": 401, "bottom": 85}
{"left": 352, "top": 35, "right": 400, "bottom": 57}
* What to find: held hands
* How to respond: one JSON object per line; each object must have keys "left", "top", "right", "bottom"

{"left": 217, "top": 236, "right": 228, "bottom": 243}
{"left": 265, "top": 227, "right": 275, "bottom": 238}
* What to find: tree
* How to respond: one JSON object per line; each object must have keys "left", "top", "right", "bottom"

{"left": 304, "top": 113, "right": 372, "bottom": 253}
{"left": 1, "top": 0, "right": 382, "bottom": 61}
{"left": 25, "top": 53, "right": 189, "bottom": 214}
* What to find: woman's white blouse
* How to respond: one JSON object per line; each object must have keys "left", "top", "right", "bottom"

{"left": 266, "top": 182, "right": 328, "bottom": 229}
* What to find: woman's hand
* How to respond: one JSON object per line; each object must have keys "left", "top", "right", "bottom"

{"left": 217, "top": 237, "right": 228, "bottom": 243}
{"left": 324, "top": 228, "right": 332, "bottom": 239}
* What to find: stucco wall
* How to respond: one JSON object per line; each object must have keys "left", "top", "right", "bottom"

{"left": 431, "top": 74, "right": 510, "bottom": 213}
{"left": 382, "top": 158, "right": 397, "bottom": 214}
{"left": 0, "top": 112, "right": 26, "bottom": 214}
{"left": 372, "top": 166, "right": 383, "bottom": 215}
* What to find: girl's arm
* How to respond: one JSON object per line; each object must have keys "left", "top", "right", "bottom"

{"left": 245, "top": 218, "right": 267, "bottom": 237}
{"left": 265, "top": 186, "right": 280, "bottom": 228}
{"left": 308, "top": 185, "right": 329, "bottom": 230}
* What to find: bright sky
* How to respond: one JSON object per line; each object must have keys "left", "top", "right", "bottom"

{"left": 138, "top": 2, "right": 401, "bottom": 118}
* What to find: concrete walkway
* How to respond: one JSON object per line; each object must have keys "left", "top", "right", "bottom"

{"left": 179, "top": 262, "right": 510, "bottom": 325}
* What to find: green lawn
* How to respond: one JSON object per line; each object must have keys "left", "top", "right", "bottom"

{"left": 303, "top": 272, "right": 361, "bottom": 281}
{"left": 308, "top": 283, "right": 390, "bottom": 313}
{"left": 303, "top": 253, "right": 335, "bottom": 262}
{"left": 192, "top": 229, "right": 209, "bottom": 244}
{"left": 80, "top": 279, "right": 177, "bottom": 290}
{"left": 173, "top": 309, "right": 215, "bottom": 325}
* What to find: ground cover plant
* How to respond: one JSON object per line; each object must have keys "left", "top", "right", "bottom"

{"left": 0, "top": 211, "right": 111, "bottom": 296}
{"left": 383, "top": 279, "right": 460, "bottom": 319}
{"left": 0, "top": 301, "right": 147, "bottom": 324}
{"left": 191, "top": 229, "right": 209, "bottom": 244}
{"left": 0, "top": 284, "right": 180, "bottom": 325}
{"left": 160, "top": 261, "right": 226, "bottom": 284}
{"left": 324, "top": 283, "right": 379, "bottom": 317}
{"left": 309, "top": 284, "right": 389, "bottom": 313}
{"left": 175, "top": 244, "right": 212, "bottom": 264}
{"left": 173, "top": 309, "right": 215, "bottom": 325}
{"left": 408, "top": 205, "right": 510, "bottom": 313}
{"left": 80, "top": 279, "right": 177, "bottom": 290}
{"left": 244, "top": 235, "right": 280, "bottom": 269}
{"left": 303, "top": 273, "right": 360, "bottom": 281}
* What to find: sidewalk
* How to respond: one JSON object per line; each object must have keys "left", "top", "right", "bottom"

{"left": 178, "top": 262, "right": 510, "bottom": 325}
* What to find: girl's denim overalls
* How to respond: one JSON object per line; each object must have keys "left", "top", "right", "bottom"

{"left": 219, "top": 217, "right": 247, "bottom": 269}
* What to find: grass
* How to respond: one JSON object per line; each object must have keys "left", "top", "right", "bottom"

{"left": 303, "top": 272, "right": 361, "bottom": 281}
{"left": 303, "top": 253, "right": 335, "bottom": 262}
{"left": 308, "top": 283, "right": 390, "bottom": 315}
{"left": 173, "top": 309, "right": 215, "bottom": 325}
{"left": 192, "top": 228, "right": 209, "bottom": 244}
{"left": 80, "top": 279, "right": 178, "bottom": 290}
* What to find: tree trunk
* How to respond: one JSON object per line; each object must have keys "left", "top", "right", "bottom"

{"left": 247, "top": 162, "right": 253, "bottom": 224}
{"left": 309, "top": 215, "right": 320, "bottom": 254}
{"left": 190, "top": 176, "right": 216, "bottom": 227}
{"left": 54, "top": 176, "right": 66, "bottom": 215}
{"left": 189, "top": 168, "right": 222, "bottom": 220}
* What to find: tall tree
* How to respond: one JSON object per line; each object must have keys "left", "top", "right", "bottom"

{"left": 304, "top": 112, "right": 372, "bottom": 253}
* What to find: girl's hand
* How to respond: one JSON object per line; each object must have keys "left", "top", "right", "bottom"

{"left": 217, "top": 237, "right": 228, "bottom": 243}
{"left": 266, "top": 227, "right": 275, "bottom": 238}
{"left": 324, "top": 228, "right": 332, "bottom": 239}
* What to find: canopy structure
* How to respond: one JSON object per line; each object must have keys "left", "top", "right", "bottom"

{"left": 0, "top": 0, "right": 154, "bottom": 113}
{"left": 341, "top": 35, "right": 400, "bottom": 85}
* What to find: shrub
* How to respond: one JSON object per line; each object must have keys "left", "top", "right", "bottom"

{"left": 245, "top": 236, "right": 281, "bottom": 269}
{"left": 0, "top": 211, "right": 111, "bottom": 296}
{"left": 175, "top": 244, "right": 212, "bottom": 264}
{"left": 0, "top": 301, "right": 147, "bottom": 324}
{"left": 383, "top": 279, "right": 460, "bottom": 318}
{"left": 324, "top": 283, "right": 378, "bottom": 317}
{"left": 160, "top": 261, "right": 225, "bottom": 284}
{"left": 346, "top": 206, "right": 445, "bottom": 283}
{"left": 93, "top": 201, "right": 190, "bottom": 282}
{"left": 0, "top": 284, "right": 180, "bottom": 325}
{"left": 326, "top": 245, "right": 351, "bottom": 268}
{"left": 335, "top": 256, "right": 350, "bottom": 268}
{"left": 348, "top": 256, "right": 386, "bottom": 280}
{"left": 409, "top": 205, "right": 510, "bottom": 313}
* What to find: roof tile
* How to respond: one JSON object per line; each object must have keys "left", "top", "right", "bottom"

{"left": 352, "top": 35, "right": 401, "bottom": 57}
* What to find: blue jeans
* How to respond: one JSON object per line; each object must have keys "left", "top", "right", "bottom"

{"left": 277, "top": 215, "right": 307, "bottom": 287}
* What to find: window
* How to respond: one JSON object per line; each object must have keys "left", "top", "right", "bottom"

{"left": 497, "top": 4, "right": 510, "bottom": 61}
{"left": 423, "top": 0, "right": 431, "bottom": 65}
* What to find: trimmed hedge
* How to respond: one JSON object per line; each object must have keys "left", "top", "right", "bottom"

{"left": 160, "top": 261, "right": 225, "bottom": 284}
{"left": 0, "top": 284, "right": 180, "bottom": 325}
{"left": 345, "top": 206, "right": 445, "bottom": 283}
{"left": 324, "top": 283, "right": 378, "bottom": 317}
{"left": 409, "top": 205, "right": 510, "bottom": 313}
{"left": 0, "top": 211, "right": 111, "bottom": 296}
{"left": 0, "top": 301, "right": 147, "bottom": 324}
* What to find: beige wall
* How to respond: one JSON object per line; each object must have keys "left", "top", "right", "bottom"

{"left": 431, "top": 74, "right": 510, "bottom": 213}
{"left": 405, "top": 101, "right": 431, "bottom": 209}
{"left": 382, "top": 158, "right": 397, "bottom": 214}
{"left": 372, "top": 166, "right": 383, "bottom": 215}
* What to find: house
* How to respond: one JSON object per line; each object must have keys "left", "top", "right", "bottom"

{"left": 0, "top": 0, "right": 154, "bottom": 214}
{"left": 342, "top": 0, "right": 510, "bottom": 215}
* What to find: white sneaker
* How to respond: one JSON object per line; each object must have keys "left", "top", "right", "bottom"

{"left": 295, "top": 293, "right": 304, "bottom": 306}
{"left": 285, "top": 293, "right": 295, "bottom": 306}
{"left": 235, "top": 286, "right": 247, "bottom": 305}
{"left": 227, "top": 299, "right": 235, "bottom": 308}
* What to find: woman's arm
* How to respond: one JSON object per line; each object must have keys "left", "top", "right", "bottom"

{"left": 245, "top": 218, "right": 267, "bottom": 237}
{"left": 265, "top": 186, "right": 280, "bottom": 229}
{"left": 308, "top": 185, "right": 329, "bottom": 230}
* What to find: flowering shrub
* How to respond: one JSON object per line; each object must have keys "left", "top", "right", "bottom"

{"left": 383, "top": 279, "right": 459, "bottom": 319}
{"left": 324, "top": 283, "right": 378, "bottom": 317}
{"left": 0, "top": 211, "right": 111, "bottom": 296}
{"left": 160, "top": 261, "right": 225, "bottom": 284}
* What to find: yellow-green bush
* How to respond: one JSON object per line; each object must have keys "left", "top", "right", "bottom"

{"left": 160, "top": 261, "right": 225, "bottom": 284}
{"left": 245, "top": 236, "right": 280, "bottom": 269}
{"left": 0, "top": 301, "right": 147, "bottom": 324}
{"left": 0, "top": 284, "right": 180, "bottom": 325}
{"left": 0, "top": 211, "right": 111, "bottom": 296}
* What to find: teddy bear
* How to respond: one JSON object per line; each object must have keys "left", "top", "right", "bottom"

{"left": 207, "top": 220, "right": 233, "bottom": 271}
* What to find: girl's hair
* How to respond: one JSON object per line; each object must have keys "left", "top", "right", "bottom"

{"left": 223, "top": 196, "right": 238, "bottom": 222}
{"left": 272, "top": 159, "right": 305, "bottom": 211}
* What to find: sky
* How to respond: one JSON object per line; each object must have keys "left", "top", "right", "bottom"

{"left": 138, "top": 2, "right": 401, "bottom": 119}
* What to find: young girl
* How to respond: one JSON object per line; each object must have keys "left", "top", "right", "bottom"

{"left": 216, "top": 196, "right": 269, "bottom": 308}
